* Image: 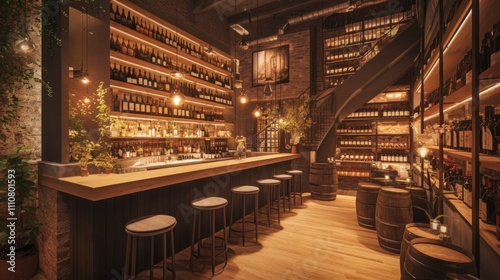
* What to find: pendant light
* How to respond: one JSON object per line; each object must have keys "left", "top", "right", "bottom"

{"left": 170, "top": 84, "right": 184, "bottom": 107}
{"left": 263, "top": 77, "right": 273, "bottom": 96}
{"left": 252, "top": 105, "right": 263, "bottom": 118}
{"left": 238, "top": 89, "right": 248, "bottom": 104}
{"left": 14, "top": 0, "right": 35, "bottom": 54}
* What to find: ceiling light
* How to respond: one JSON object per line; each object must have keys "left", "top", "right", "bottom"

{"left": 252, "top": 105, "right": 262, "bottom": 118}
{"left": 238, "top": 89, "right": 248, "bottom": 104}
{"left": 263, "top": 77, "right": 274, "bottom": 96}
{"left": 170, "top": 87, "right": 185, "bottom": 107}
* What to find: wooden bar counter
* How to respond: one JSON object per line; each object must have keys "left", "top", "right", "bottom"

{"left": 38, "top": 153, "right": 299, "bottom": 279}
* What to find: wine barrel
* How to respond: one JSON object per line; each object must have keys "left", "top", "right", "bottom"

{"left": 406, "top": 186, "right": 430, "bottom": 223}
{"left": 402, "top": 238, "right": 477, "bottom": 280}
{"left": 356, "top": 183, "right": 381, "bottom": 229}
{"left": 445, "top": 273, "right": 480, "bottom": 280}
{"left": 375, "top": 187, "right": 412, "bottom": 253}
{"left": 309, "top": 163, "right": 338, "bottom": 201}
{"left": 399, "top": 223, "right": 440, "bottom": 274}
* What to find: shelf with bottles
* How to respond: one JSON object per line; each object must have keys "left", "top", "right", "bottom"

{"left": 110, "top": 137, "right": 229, "bottom": 160}
{"left": 414, "top": 0, "right": 500, "bottom": 112}
{"left": 325, "top": 74, "right": 352, "bottom": 88}
{"left": 109, "top": 116, "right": 232, "bottom": 140}
{"left": 110, "top": 78, "right": 232, "bottom": 110}
{"left": 427, "top": 145, "right": 500, "bottom": 174}
{"left": 110, "top": 0, "right": 233, "bottom": 77}
{"left": 337, "top": 150, "right": 376, "bottom": 163}
{"left": 338, "top": 136, "right": 375, "bottom": 148}
{"left": 337, "top": 122, "right": 375, "bottom": 135}
{"left": 337, "top": 165, "right": 371, "bottom": 178}
{"left": 377, "top": 135, "right": 409, "bottom": 149}
{"left": 325, "top": 47, "right": 361, "bottom": 63}
{"left": 416, "top": 63, "right": 500, "bottom": 122}
{"left": 378, "top": 150, "right": 409, "bottom": 163}
{"left": 325, "top": 60, "right": 359, "bottom": 77}
{"left": 110, "top": 50, "right": 232, "bottom": 95}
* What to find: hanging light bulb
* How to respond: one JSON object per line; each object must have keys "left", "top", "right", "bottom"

{"left": 252, "top": 105, "right": 262, "bottom": 118}
{"left": 278, "top": 115, "right": 284, "bottom": 124}
{"left": 171, "top": 87, "right": 184, "bottom": 107}
{"left": 80, "top": 71, "right": 90, "bottom": 84}
{"left": 14, "top": 37, "right": 35, "bottom": 54}
{"left": 238, "top": 89, "right": 248, "bottom": 104}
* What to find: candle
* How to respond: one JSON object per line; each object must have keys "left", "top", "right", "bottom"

{"left": 440, "top": 224, "right": 448, "bottom": 234}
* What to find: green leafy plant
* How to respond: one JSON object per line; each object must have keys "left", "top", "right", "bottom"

{"left": 0, "top": 148, "right": 41, "bottom": 257}
{"left": 280, "top": 96, "right": 313, "bottom": 145}
{"left": 69, "top": 82, "right": 115, "bottom": 172}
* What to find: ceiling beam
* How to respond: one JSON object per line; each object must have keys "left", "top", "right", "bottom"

{"left": 227, "top": 0, "right": 315, "bottom": 25}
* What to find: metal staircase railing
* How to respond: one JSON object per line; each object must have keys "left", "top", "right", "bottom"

{"left": 306, "top": 16, "right": 415, "bottom": 151}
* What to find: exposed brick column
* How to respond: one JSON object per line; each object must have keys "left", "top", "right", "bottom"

{"left": 37, "top": 186, "right": 71, "bottom": 280}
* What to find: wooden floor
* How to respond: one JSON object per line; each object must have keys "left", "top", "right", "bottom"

{"left": 130, "top": 194, "right": 401, "bottom": 280}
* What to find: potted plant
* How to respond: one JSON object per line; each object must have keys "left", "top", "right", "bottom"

{"left": 280, "top": 96, "right": 312, "bottom": 153}
{"left": 92, "top": 82, "right": 115, "bottom": 173}
{"left": 0, "top": 148, "right": 42, "bottom": 280}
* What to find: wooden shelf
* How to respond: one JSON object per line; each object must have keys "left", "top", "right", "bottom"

{"left": 110, "top": 50, "right": 231, "bottom": 93}
{"left": 337, "top": 133, "right": 375, "bottom": 136}
{"left": 110, "top": 80, "right": 232, "bottom": 109}
{"left": 338, "top": 146, "right": 375, "bottom": 149}
{"left": 112, "top": 1, "right": 232, "bottom": 75}
{"left": 444, "top": 194, "right": 500, "bottom": 257}
{"left": 110, "top": 136, "right": 230, "bottom": 140}
{"left": 427, "top": 146, "right": 500, "bottom": 172}
{"left": 420, "top": 0, "right": 500, "bottom": 93}
{"left": 344, "top": 116, "right": 410, "bottom": 121}
{"left": 337, "top": 160, "right": 376, "bottom": 164}
{"left": 415, "top": 64, "right": 500, "bottom": 121}
{"left": 325, "top": 57, "right": 360, "bottom": 64}
{"left": 109, "top": 111, "right": 232, "bottom": 126}
{"left": 325, "top": 71, "right": 357, "bottom": 77}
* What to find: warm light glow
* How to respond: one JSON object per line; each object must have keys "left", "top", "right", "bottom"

{"left": 171, "top": 90, "right": 184, "bottom": 106}
{"left": 252, "top": 105, "right": 262, "bottom": 118}
{"left": 84, "top": 97, "right": 91, "bottom": 104}
{"left": 278, "top": 116, "right": 284, "bottom": 123}
{"left": 80, "top": 72, "right": 90, "bottom": 84}
{"left": 170, "top": 69, "right": 185, "bottom": 80}
{"left": 418, "top": 146, "right": 429, "bottom": 158}
{"left": 14, "top": 37, "right": 35, "bottom": 54}
{"left": 238, "top": 90, "right": 248, "bottom": 104}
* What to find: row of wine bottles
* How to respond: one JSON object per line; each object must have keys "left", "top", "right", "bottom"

{"left": 113, "top": 92, "right": 224, "bottom": 122}
{"left": 339, "top": 138, "right": 373, "bottom": 147}
{"left": 337, "top": 123, "right": 373, "bottom": 134}
{"left": 337, "top": 167, "right": 370, "bottom": 178}
{"left": 110, "top": 63, "right": 233, "bottom": 106}
{"left": 444, "top": 106, "right": 500, "bottom": 156}
{"left": 110, "top": 34, "right": 232, "bottom": 90}
{"left": 325, "top": 49, "right": 360, "bottom": 62}
{"left": 346, "top": 104, "right": 411, "bottom": 119}
{"left": 110, "top": 138, "right": 228, "bottom": 159}
{"left": 325, "top": 65, "right": 357, "bottom": 76}
{"left": 110, "top": 2, "right": 233, "bottom": 73}
{"left": 424, "top": 20, "right": 500, "bottom": 110}
{"left": 379, "top": 151, "right": 408, "bottom": 163}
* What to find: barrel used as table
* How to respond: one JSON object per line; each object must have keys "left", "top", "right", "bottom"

{"left": 399, "top": 223, "right": 440, "bottom": 274}
{"left": 356, "top": 183, "right": 382, "bottom": 229}
{"left": 406, "top": 186, "right": 430, "bottom": 223}
{"left": 402, "top": 238, "right": 477, "bottom": 280}
{"left": 309, "top": 163, "right": 338, "bottom": 201}
{"left": 375, "top": 187, "right": 412, "bottom": 253}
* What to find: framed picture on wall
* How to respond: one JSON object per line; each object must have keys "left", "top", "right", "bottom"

{"left": 252, "top": 45, "right": 289, "bottom": 86}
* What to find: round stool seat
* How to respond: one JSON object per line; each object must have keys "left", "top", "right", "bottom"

{"left": 192, "top": 197, "right": 228, "bottom": 210}
{"left": 257, "top": 179, "right": 281, "bottom": 185}
{"left": 273, "top": 174, "right": 292, "bottom": 180}
{"left": 126, "top": 215, "right": 177, "bottom": 235}
{"left": 232, "top": 185, "right": 260, "bottom": 194}
{"left": 286, "top": 170, "right": 303, "bottom": 175}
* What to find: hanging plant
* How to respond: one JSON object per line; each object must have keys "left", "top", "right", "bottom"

{"left": 280, "top": 96, "right": 313, "bottom": 145}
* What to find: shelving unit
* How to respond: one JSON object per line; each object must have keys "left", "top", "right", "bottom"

{"left": 323, "top": 7, "right": 413, "bottom": 89}
{"left": 109, "top": 0, "right": 235, "bottom": 141}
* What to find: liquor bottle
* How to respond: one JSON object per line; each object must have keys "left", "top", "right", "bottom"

{"left": 483, "top": 105, "right": 497, "bottom": 155}
{"left": 157, "top": 98, "right": 164, "bottom": 116}
{"left": 145, "top": 97, "right": 151, "bottom": 114}
{"left": 120, "top": 8, "right": 127, "bottom": 26}
{"left": 126, "top": 11, "right": 133, "bottom": 28}
{"left": 110, "top": 4, "right": 118, "bottom": 22}
{"left": 120, "top": 38, "right": 127, "bottom": 55}
{"left": 127, "top": 40, "right": 134, "bottom": 57}
{"left": 128, "top": 94, "right": 136, "bottom": 113}
{"left": 121, "top": 93, "right": 129, "bottom": 113}
{"left": 134, "top": 95, "right": 141, "bottom": 113}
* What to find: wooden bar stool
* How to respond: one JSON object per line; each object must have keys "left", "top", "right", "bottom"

{"left": 286, "top": 170, "right": 304, "bottom": 206}
{"left": 229, "top": 185, "right": 260, "bottom": 246}
{"left": 190, "top": 197, "right": 228, "bottom": 275}
{"left": 124, "top": 215, "right": 176, "bottom": 280}
{"left": 257, "top": 179, "right": 282, "bottom": 226}
{"left": 273, "top": 174, "right": 293, "bottom": 212}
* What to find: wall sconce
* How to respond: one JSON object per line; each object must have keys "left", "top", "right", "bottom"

{"left": 238, "top": 89, "right": 248, "bottom": 104}
{"left": 252, "top": 105, "right": 262, "bottom": 118}
{"left": 14, "top": 37, "right": 35, "bottom": 54}
{"left": 263, "top": 77, "right": 274, "bottom": 97}
{"left": 69, "top": 67, "right": 91, "bottom": 84}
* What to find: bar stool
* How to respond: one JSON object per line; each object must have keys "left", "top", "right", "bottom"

{"left": 124, "top": 215, "right": 176, "bottom": 280}
{"left": 190, "top": 197, "right": 228, "bottom": 275}
{"left": 229, "top": 185, "right": 260, "bottom": 246}
{"left": 286, "top": 169, "right": 303, "bottom": 206}
{"left": 257, "top": 179, "right": 282, "bottom": 226}
{"left": 273, "top": 174, "right": 293, "bottom": 212}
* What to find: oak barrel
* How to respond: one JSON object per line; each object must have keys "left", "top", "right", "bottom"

{"left": 375, "top": 187, "right": 412, "bottom": 253}
{"left": 309, "top": 163, "right": 338, "bottom": 201}
{"left": 406, "top": 186, "right": 430, "bottom": 223}
{"left": 399, "top": 223, "right": 440, "bottom": 274}
{"left": 402, "top": 238, "right": 477, "bottom": 280}
{"left": 356, "top": 183, "right": 381, "bottom": 229}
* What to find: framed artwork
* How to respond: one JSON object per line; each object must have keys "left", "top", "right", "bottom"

{"left": 252, "top": 45, "right": 289, "bottom": 86}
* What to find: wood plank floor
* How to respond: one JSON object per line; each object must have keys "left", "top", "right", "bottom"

{"left": 134, "top": 194, "right": 401, "bottom": 280}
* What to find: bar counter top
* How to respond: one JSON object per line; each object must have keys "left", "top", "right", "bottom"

{"left": 39, "top": 153, "right": 300, "bottom": 201}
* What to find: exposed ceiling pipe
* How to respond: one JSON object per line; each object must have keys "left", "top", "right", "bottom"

{"left": 287, "top": 0, "right": 389, "bottom": 26}
{"left": 249, "top": 35, "right": 279, "bottom": 46}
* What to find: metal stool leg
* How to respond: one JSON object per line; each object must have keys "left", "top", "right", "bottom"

{"left": 277, "top": 185, "right": 281, "bottom": 224}
{"left": 150, "top": 237, "right": 154, "bottom": 280}
{"left": 190, "top": 210, "right": 197, "bottom": 271}
{"left": 211, "top": 209, "right": 216, "bottom": 276}
{"left": 131, "top": 237, "right": 137, "bottom": 279}
{"left": 242, "top": 195, "right": 246, "bottom": 246}
{"left": 125, "top": 234, "right": 131, "bottom": 280}
{"left": 266, "top": 186, "right": 271, "bottom": 227}
{"left": 170, "top": 229, "right": 176, "bottom": 280}
{"left": 229, "top": 192, "right": 234, "bottom": 238}
{"left": 254, "top": 194, "right": 259, "bottom": 243}
{"left": 163, "top": 233, "right": 167, "bottom": 280}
